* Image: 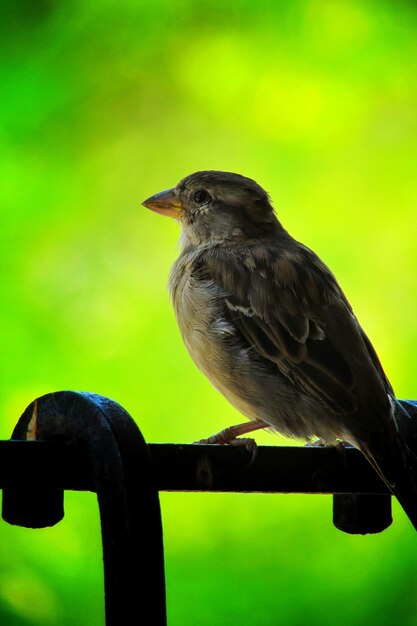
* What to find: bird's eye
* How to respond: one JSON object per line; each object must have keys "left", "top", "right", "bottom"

{"left": 193, "top": 189, "right": 211, "bottom": 204}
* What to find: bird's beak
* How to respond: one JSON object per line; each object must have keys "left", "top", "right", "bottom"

{"left": 142, "top": 188, "right": 184, "bottom": 219}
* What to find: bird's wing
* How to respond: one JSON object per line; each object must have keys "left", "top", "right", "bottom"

{"left": 196, "top": 243, "right": 390, "bottom": 424}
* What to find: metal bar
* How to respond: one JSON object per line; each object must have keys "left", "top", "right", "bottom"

{"left": 0, "top": 440, "right": 389, "bottom": 494}
{"left": 0, "top": 441, "right": 93, "bottom": 490}
{"left": 152, "top": 443, "right": 389, "bottom": 494}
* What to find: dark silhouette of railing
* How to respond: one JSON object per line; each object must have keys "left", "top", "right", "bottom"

{"left": 1, "top": 391, "right": 416, "bottom": 625}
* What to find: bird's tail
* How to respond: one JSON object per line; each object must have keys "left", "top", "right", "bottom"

{"left": 363, "top": 399, "right": 417, "bottom": 531}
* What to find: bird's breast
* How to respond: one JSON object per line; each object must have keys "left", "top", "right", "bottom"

{"left": 169, "top": 255, "right": 263, "bottom": 420}
{"left": 169, "top": 256, "right": 231, "bottom": 371}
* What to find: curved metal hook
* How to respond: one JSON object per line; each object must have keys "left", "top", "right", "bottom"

{"left": 2, "top": 391, "right": 166, "bottom": 626}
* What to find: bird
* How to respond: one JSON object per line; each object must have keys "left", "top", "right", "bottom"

{"left": 142, "top": 170, "right": 417, "bottom": 529}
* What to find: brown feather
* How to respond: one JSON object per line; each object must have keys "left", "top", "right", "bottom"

{"left": 200, "top": 244, "right": 359, "bottom": 415}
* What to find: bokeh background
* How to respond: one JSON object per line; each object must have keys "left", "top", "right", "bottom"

{"left": 1, "top": 0, "right": 417, "bottom": 624}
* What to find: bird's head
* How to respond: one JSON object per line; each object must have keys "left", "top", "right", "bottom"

{"left": 142, "top": 170, "right": 280, "bottom": 245}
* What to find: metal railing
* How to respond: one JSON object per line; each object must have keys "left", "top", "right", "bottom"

{"left": 1, "top": 391, "right": 415, "bottom": 625}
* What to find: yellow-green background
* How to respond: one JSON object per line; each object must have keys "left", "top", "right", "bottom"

{"left": 1, "top": 1, "right": 417, "bottom": 624}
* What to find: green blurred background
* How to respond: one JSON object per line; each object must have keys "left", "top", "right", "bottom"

{"left": 1, "top": 0, "right": 417, "bottom": 624}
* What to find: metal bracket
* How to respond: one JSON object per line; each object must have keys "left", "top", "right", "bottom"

{"left": 2, "top": 393, "right": 417, "bottom": 624}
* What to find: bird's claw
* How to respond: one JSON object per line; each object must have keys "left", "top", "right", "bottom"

{"left": 304, "top": 438, "right": 330, "bottom": 448}
{"left": 194, "top": 434, "right": 258, "bottom": 463}
{"left": 194, "top": 434, "right": 257, "bottom": 450}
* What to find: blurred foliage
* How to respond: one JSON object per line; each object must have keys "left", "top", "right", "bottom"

{"left": 1, "top": 0, "right": 417, "bottom": 624}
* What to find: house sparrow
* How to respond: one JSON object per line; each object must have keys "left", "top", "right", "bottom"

{"left": 143, "top": 170, "right": 417, "bottom": 528}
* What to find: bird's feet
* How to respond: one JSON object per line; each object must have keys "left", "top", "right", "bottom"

{"left": 304, "top": 438, "right": 330, "bottom": 448}
{"left": 194, "top": 419, "right": 268, "bottom": 455}
{"left": 195, "top": 433, "right": 258, "bottom": 454}
{"left": 305, "top": 438, "right": 353, "bottom": 449}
